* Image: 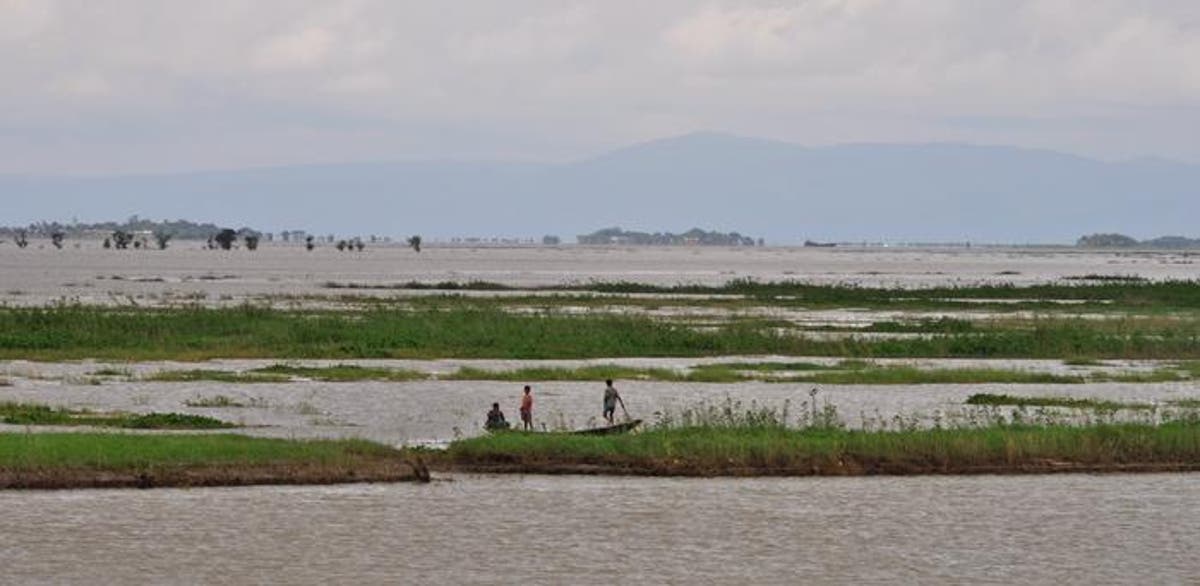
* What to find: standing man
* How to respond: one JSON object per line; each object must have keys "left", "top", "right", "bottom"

{"left": 602, "top": 379, "right": 626, "bottom": 425}
{"left": 520, "top": 385, "right": 534, "bottom": 431}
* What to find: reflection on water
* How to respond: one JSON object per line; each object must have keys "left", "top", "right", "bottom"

{"left": 0, "top": 473, "right": 1196, "bottom": 583}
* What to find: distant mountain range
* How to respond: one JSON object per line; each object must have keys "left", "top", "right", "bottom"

{"left": 2, "top": 132, "right": 1197, "bottom": 244}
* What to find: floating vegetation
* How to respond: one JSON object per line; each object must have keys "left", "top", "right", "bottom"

{"left": 91, "top": 367, "right": 132, "bottom": 377}
{"left": 964, "top": 393, "right": 1152, "bottom": 411}
{"left": 251, "top": 363, "right": 426, "bottom": 382}
{"left": 0, "top": 402, "right": 235, "bottom": 429}
{"left": 147, "top": 370, "right": 290, "bottom": 383}
{"left": 183, "top": 395, "right": 268, "bottom": 408}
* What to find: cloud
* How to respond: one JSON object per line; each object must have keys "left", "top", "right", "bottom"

{"left": 252, "top": 27, "right": 335, "bottom": 71}
{"left": 2, "top": 0, "right": 1200, "bottom": 173}
{"left": 0, "top": 0, "right": 56, "bottom": 42}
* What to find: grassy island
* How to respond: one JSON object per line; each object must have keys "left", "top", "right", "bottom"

{"left": 0, "top": 434, "right": 424, "bottom": 489}
{"left": 435, "top": 422, "right": 1200, "bottom": 477}
{"left": 5, "top": 279, "right": 1200, "bottom": 361}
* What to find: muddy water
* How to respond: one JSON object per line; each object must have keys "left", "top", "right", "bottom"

{"left": 3, "top": 243, "right": 1197, "bottom": 306}
{"left": 2, "top": 373, "right": 1196, "bottom": 444}
{"left": 1, "top": 473, "right": 1196, "bottom": 583}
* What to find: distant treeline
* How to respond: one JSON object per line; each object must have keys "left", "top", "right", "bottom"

{"left": 1078, "top": 233, "right": 1200, "bottom": 249}
{"left": 0, "top": 216, "right": 258, "bottom": 240}
{"left": 578, "top": 227, "right": 762, "bottom": 246}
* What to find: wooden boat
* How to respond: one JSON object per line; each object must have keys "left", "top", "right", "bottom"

{"left": 569, "top": 419, "right": 642, "bottom": 435}
{"left": 487, "top": 419, "right": 643, "bottom": 435}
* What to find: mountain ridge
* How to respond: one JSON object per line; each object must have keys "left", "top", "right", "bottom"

{"left": 2, "top": 133, "right": 1196, "bottom": 243}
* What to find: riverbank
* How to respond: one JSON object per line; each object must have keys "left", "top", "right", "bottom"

{"left": 0, "top": 433, "right": 425, "bottom": 489}
{"left": 433, "top": 422, "right": 1200, "bottom": 477}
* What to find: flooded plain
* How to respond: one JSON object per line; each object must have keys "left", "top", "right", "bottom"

{"left": 2, "top": 359, "right": 1197, "bottom": 444}
{"left": 2, "top": 242, "right": 1198, "bottom": 306}
{"left": 1, "top": 473, "right": 1197, "bottom": 584}
{"left": 4, "top": 243, "right": 1200, "bottom": 582}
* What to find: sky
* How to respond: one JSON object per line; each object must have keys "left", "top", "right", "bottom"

{"left": 2, "top": 0, "right": 1200, "bottom": 175}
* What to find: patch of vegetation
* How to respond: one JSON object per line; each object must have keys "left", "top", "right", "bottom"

{"left": 1063, "top": 274, "right": 1148, "bottom": 282}
{"left": 147, "top": 370, "right": 291, "bottom": 383}
{"left": 184, "top": 395, "right": 267, "bottom": 408}
{"left": 91, "top": 367, "right": 132, "bottom": 377}
{"left": 439, "top": 420, "right": 1200, "bottom": 476}
{"left": 318, "top": 278, "right": 1200, "bottom": 312}
{"left": 323, "top": 280, "right": 516, "bottom": 291}
{"left": 798, "top": 367, "right": 1085, "bottom": 385}
{"left": 0, "top": 402, "right": 234, "bottom": 429}
{"left": 5, "top": 299, "right": 1200, "bottom": 361}
{"left": 0, "top": 433, "right": 422, "bottom": 488}
{"left": 252, "top": 363, "right": 426, "bottom": 382}
{"left": 964, "top": 393, "right": 1152, "bottom": 411}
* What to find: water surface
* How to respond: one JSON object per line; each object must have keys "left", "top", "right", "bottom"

{"left": 1, "top": 474, "right": 1195, "bottom": 583}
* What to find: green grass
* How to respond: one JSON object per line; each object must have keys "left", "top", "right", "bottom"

{"left": 0, "top": 433, "right": 397, "bottom": 471}
{"left": 440, "top": 421, "right": 1200, "bottom": 475}
{"left": 0, "top": 402, "right": 235, "bottom": 429}
{"left": 5, "top": 301, "right": 1200, "bottom": 361}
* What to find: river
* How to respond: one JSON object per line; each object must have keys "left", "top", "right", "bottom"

{"left": 1, "top": 473, "right": 1195, "bottom": 583}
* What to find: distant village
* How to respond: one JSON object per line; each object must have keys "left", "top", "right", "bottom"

{"left": 0, "top": 218, "right": 767, "bottom": 249}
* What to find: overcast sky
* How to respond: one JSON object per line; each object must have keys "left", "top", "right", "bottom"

{"left": 2, "top": 0, "right": 1199, "bottom": 174}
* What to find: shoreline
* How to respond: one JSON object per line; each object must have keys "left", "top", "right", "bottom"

{"left": 0, "top": 460, "right": 424, "bottom": 490}
{"left": 432, "top": 460, "right": 1200, "bottom": 478}
{"left": 0, "top": 433, "right": 428, "bottom": 490}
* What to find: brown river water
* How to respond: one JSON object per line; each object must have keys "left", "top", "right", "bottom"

{"left": 1, "top": 473, "right": 1196, "bottom": 584}
{"left": 3, "top": 242, "right": 1198, "bottom": 307}
{"left": 2, "top": 373, "right": 1197, "bottom": 444}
